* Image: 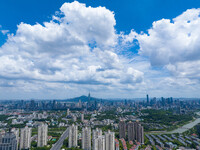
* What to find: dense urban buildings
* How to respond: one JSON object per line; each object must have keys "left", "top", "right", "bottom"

{"left": 0, "top": 94, "right": 199, "bottom": 149}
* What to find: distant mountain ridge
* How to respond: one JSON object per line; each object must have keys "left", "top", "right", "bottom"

{"left": 64, "top": 95, "right": 102, "bottom": 102}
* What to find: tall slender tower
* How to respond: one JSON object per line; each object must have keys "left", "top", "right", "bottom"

{"left": 105, "top": 130, "right": 115, "bottom": 150}
{"left": 119, "top": 120, "right": 126, "bottom": 139}
{"left": 82, "top": 127, "right": 91, "bottom": 150}
{"left": 68, "top": 124, "right": 78, "bottom": 148}
{"left": 20, "top": 126, "right": 32, "bottom": 150}
{"left": 88, "top": 93, "right": 91, "bottom": 101}
{"left": 146, "top": 94, "right": 149, "bottom": 104}
{"left": 37, "top": 124, "right": 48, "bottom": 147}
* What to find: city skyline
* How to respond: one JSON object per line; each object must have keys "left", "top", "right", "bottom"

{"left": 0, "top": 93, "right": 199, "bottom": 149}
{"left": 0, "top": 0, "right": 200, "bottom": 99}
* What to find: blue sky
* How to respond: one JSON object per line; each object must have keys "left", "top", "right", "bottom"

{"left": 0, "top": 0, "right": 200, "bottom": 99}
{"left": 1, "top": 0, "right": 200, "bottom": 43}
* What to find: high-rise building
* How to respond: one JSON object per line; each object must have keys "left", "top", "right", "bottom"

{"left": 88, "top": 93, "right": 91, "bottom": 102}
{"left": 20, "top": 126, "right": 32, "bottom": 150}
{"left": 0, "top": 131, "right": 17, "bottom": 150}
{"left": 119, "top": 120, "right": 126, "bottom": 139}
{"left": 138, "top": 124, "right": 144, "bottom": 144}
{"left": 53, "top": 100, "right": 57, "bottom": 109}
{"left": 127, "top": 121, "right": 135, "bottom": 141}
{"left": 147, "top": 94, "right": 149, "bottom": 104}
{"left": 93, "top": 135, "right": 105, "bottom": 150}
{"left": 37, "top": 124, "right": 48, "bottom": 147}
{"left": 134, "top": 121, "right": 144, "bottom": 144}
{"left": 119, "top": 121, "right": 144, "bottom": 144}
{"left": 105, "top": 130, "right": 115, "bottom": 150}
{"left": 95, "top": 100, "right": 97, "bottom": 110}
{"left": 82, "top": 127, "right": 91, "bottom": 150}
{"left": 11, "top": 128, "right": 19, "bottom": 150}
{"left": 78, "top": 99, "right": 82, "bottom": 108}
{"left": 81, "top": 113, "right": 84, "bottom": 122}
{"left": 73, "top": 115, "right": 77, "bottom": 122}
{"left": 68, "top": 124, "right": 78, "bottom": 148}
{"left": 92, "top": 128, "right": 104, "bottom": 150}
{"left": 92, "top": 128, "right": 102, "bottom": 142}
{"left": 67, "top": 108, "right": 70, "bottom": 116}
{"left": 87, "top": 93, "right": 91, "bottom": 108}
{"left": 30, "top": 100, "right": 36, "bottom": 109}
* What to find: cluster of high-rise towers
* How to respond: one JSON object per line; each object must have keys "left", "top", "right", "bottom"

{"left": 68, "top": 121, "right": 144, "bottom": 150}
{"left": 0, "top": 123, "right": 48, "bottom": 150}
{"left": 119, "top": 120, "right": 144, "bottom": 144}
{"left": 68, "top": 124, "right": 115, "bottom": 150}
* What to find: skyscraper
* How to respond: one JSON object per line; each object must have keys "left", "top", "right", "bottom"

{"left": 68, "top": 124, "right": 78, "bottom": 148}
{"left": 88, "top": 93, "right": 91, "bottom": 102}
{"left": 82, "top": 127, "right": 91, "bottom": 150}
{"left": 37, "top": 124, "right": 48, "bottom": 147}
{"left": 127, "top": 121, "right": 135, "bottom": 141}
{"left": 105, "top": 130, "right": 115, "bottom": 150}
{"left": 0, "top": 131, "right": 17, "bottom": 150}
{"left": 20, "top": 126, "right": 32, "bottom": 150}
{"left": 119, "top": 120, "right": 126, "bottom": 139}
{"left": 147, "top": 94, "right": 149, "bottom": 104}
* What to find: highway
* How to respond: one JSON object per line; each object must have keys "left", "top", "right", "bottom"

{"left": 50, "top": 128, "right": 69, "bottom": 150}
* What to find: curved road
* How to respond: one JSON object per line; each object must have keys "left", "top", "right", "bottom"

{"left": 50, "top": 128, "right": 69, "bottom": 150}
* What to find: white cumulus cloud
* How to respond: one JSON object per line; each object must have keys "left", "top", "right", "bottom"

{"left": 136, "top": 8, "right": 200, "bottom": 65}
{"left": 0, "top": 1, "right": 144, "bottom": 99}
{"left": 131, "top": 8, "right": 200, "bottom": 83}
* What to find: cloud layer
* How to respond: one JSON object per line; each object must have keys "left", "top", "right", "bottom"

{"left": 1, "top": 2, "right": 200, "bottom": 99}
{"left": 134, "top": 9, "right": 200, "bottom": 80}
{"left": 0, "top": 1, "right": 144, "bottom": 99}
